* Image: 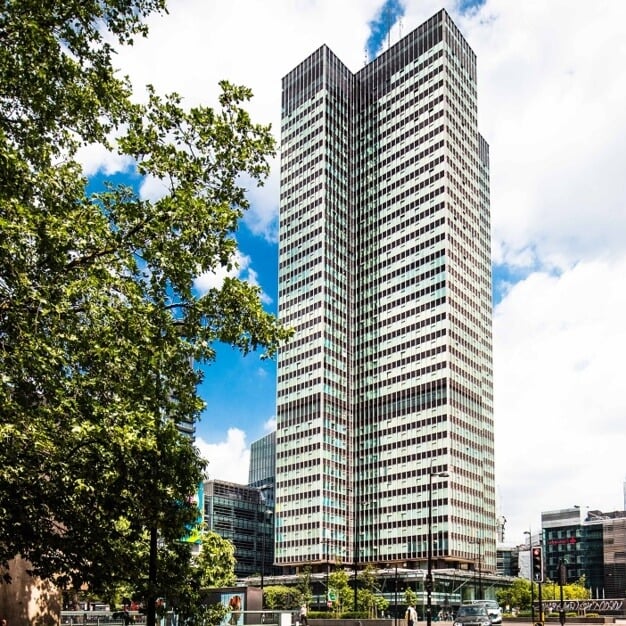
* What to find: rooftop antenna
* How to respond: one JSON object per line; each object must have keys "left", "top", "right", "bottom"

{"left": 386, "top": 5, "right": 391, "bottom": 50}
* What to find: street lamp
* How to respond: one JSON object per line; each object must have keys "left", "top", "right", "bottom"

{"left": 558, "top": 559, "right": 567, "bottom": 626}
{"left": 469, "top": 538, "right": 483, "bottom": 600}
{"left": 256, "top": 484, "right": 273, "bottom": 608}
{"left": 426, "top": 466, "right": 449, "bottom": 626}
{"left": 394, "top": 564, "right": 398, "bottom": 626}
{"left": 260, "top": 507, "right": 272, "bottom": 605}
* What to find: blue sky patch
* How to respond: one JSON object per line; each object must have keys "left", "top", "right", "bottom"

{"left": 458, "top": 0, "right": 486, "bottom": 14}
{"left": 366, "top": 0, "right": 405, "bottom": 61}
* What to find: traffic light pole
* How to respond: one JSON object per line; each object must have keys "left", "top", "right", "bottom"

{"left": 531, "top": 546, "right": 544, "bottom": 626}
{"left": 558, "top": 560, "right": 566, "bottom": 626}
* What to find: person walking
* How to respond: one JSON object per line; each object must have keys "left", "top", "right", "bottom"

{"left": 299, "top": 604, "right": 308, "bottom": 626}
{"left": 405, "top": 604, "right": 417, "bottom": 626}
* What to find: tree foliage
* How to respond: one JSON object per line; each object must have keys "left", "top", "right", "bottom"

{"left": 496, "top": 577, "right": 591, "bottom": 611}
{"left": 404, "top": 587, "right": 419, "bottom": 611}
{"left": 0, "top": 0, "right": 290, "bottom": 592}
{"left": 328, "top": 568, "right": 354, "bottom": 616}
{"left": 496, "top": 578, "right": 531, "bottom": 611}
{"left": 295, "top": 566, "right": 313, "bottom": 607}
{"left": 166, "top": 531, "right": 237, "bottom": 626}
{"left": 263, "top": 586, "right": 301, "bottom": 611}
{"left": 357, "top": 564, "right": 388, "bottom": 617}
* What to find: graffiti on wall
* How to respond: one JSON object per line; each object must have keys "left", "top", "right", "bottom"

{"left": 542, "top": 599, "right": 624, "bottom": 613}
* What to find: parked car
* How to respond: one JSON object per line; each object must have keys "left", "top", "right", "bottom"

{"left": 453, "top": 605, "right": 491, "bottom": 626}
{"left": 472, "top": 600, "right": 503, "bottom": 624}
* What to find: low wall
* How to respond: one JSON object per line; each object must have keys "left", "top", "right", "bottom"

{"left": 309, "top": 620, "right": 394, "bottom": 626}
{"left": 505, "top": 618, "right": 617, "bottom": 624}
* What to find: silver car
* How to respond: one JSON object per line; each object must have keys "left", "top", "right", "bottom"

{"left": 472, "top": 600, "right": 503, "bottom": 624}
{"left": 453, "top": 605, "right": 491, "bottom": 626}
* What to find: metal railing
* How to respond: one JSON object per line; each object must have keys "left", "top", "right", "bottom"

{"left": 61, "top": 611, "right": 146, "bottom": 626}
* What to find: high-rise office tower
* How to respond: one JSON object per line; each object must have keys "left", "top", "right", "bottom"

{"left": 275, "top": 10, "right": 495, "bottom": 575}
{"left": 248, "top": 431, "right": 276, "bottom": 508}
{"left": 249, "top": 431, "right": 276, "bottom": 489}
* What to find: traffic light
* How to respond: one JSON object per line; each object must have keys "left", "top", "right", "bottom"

{"left": 531, "top": 546, "right": 543, "bottom": 582}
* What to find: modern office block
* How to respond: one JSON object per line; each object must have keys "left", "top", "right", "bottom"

{"left": 275, "top": 10, "right": 495, "bottom": 574}
{"left": 541, "top": 506, "right": 626, "bottom": 598}
{"left": 204, "top": 480, "right": 275, "bottom": 579}
{"left": 248, "top": 431, "right": 276, "bottom": 508}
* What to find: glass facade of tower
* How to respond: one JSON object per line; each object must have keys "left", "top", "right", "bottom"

{"left": 204, "top": 480, "right": 275, "bottom": 579}
{"left": 276, "top": 10, "right": 495, "bottom": 573}
{"left": 249, "top": 433, "right": 276, "bottom": 488}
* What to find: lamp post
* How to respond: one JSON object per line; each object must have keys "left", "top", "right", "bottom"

{"left": 470, "top": 538, "right": 483, "bottom": 600}
{"left": 557, "top": 559, "right": 567, "bottom": 626}
{"left": 394, "top": 564, "right": 399, "bottom": 626}
{"left": 260, "top": 507, "right": 272, "bottom": 607}
{"left": 256, "top": 484, "right": 272, "bottom": 609}
{"left": 426, "top": 467, "right": 449, "bottom": 626}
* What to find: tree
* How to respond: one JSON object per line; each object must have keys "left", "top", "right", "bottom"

{"left": 496, "top": 578, "right": 532, "bottom": 611}
{"left": 264, "top": 586, "right": 300, "bottom": 611}
{"left": 0, "top": 0, "right": 289, "bottom": 598}
{"left": 295, "top": 566, "right": 313, "bottom": 608}
{"left": 542, "top": 577, "right": 590, "bottom": 602}
{"left": 328, "top": 567, "right": 356, "bottom": 617}
{"left": 497, "top": 577, "right": 591, "bottom": 613}
{"left": 327, "top": 568, "right": 354, "bottom": 616}
{"left": 404, "top": 587, "right": 418, "bottom": 605}
{"left": 358, "top": 564, "right": 388, "bottom": 617}
{"left": 165, "top": 531, "right": 237, "bottom": 626}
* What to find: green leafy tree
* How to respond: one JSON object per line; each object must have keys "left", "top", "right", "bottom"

{"left": 543, "top": 577, "right": 590, "bottom": 601}
{"left": 358, "top": 564, "right": 388, "bottom": 617}
{"left": 166, "top": 531, "right": 237, "bottom": 626}
{"left": 328, "top": 568, "right": 353, "bottom": 616}
{"left": 404, "top": 587, "right": 418, "bottom": 606}
{"left": 404, "top": 587, "right": 419, "bottom": 615}
{"left": 496, "top": 578, "right": 532, "bottom": 611}
{"left": 264, "top": 586, "right": 300, "bottom": 611}
{"left": 296, "top": 566, "right": 313, "bottom": 608}
{"left": 0, "top": 0, "right": 289, "bottom": 601}
{"left": 565, "top": 577, "right": 591, "bottom": 600}
{"left": 497, "top": 577, "right": 590, "bottom": 613}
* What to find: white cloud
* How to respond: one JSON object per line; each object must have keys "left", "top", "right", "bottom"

{"left": 196, "top": 429, "right": 250, "bottom": 484}
{"left": 465, "top": 0, "right": 626, "bottom": 269}
{"left": 194, "top": 249, "right": 272, "bottom": 304}
{"left": 493, "top": 256, "right": 626, "bottom": 543}
{"left": 401, "top": 0, "right": 626, "bottom": 270}
{"left": 195, "top": 418, "right": 277, "bottom": 485}
{"left": 241, "top": 162, "right": 281, "bottom": 244}
{"left": 76, "top": 142, "right": 134, "bottom": 177}
{"left": 137, "top": 174, "right": 171, "bottom": 202}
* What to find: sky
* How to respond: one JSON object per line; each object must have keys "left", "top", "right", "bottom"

{"left": 83, "top": 0, "right": 626, "bottom": 547}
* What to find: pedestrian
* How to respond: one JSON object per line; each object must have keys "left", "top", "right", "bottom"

{"left": 299, "top": 604, "right": 308, "bottom": 626}
{"left": 406, "top": 604, "right": 417, "bottom": 626}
